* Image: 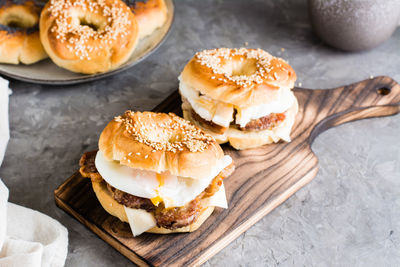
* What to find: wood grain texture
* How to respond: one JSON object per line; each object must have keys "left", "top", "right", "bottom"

{"left": 55, "top": 76, "right": 400, "bottom": 266}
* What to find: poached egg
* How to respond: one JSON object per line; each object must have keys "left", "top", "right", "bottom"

{"left": 95, "top": 151, "right": 232, "bottom": 208}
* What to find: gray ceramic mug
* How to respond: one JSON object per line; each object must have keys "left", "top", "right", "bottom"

{"left": 309, "top": 0, "right": 400, "bottom": 51}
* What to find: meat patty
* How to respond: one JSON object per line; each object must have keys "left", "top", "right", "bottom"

{"left": 79, "top": 151, "right": 235, "bottom": 229}
{"left": 154, "top": 198, "right": 201, "bottom": 229}
{"left": 187, "top": 103, "right": 286, "bottom": 133}
{"left": 107, "top": 184, "right": 155, "bottom": 212}
{"left": 191, "top": 108, "right": 227, "bottom": 134}
{"left": 79, "top": 151, "right": 102, "bottom": 182}
{"left": 238, "top": 112, "right": 286, "bottom": 131}
{"left": 154, "top": 162, "right": 235, "bottom": 229}
{"left": 107, "top": 182, "right": 202, "bottom": 229}
{"left": 200, "top": 161, "right": 235, "bottom": 199}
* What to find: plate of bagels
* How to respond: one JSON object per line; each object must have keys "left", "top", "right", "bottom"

{"left": 0, "top": 0, "right": 174, "bottom": 84}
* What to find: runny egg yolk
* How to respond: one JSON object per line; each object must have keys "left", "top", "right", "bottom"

{"left": 150, "top": 173, "right": 165, "bottom": 206}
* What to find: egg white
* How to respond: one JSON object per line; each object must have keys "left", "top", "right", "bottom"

{"left": 95, "top": 151, "right": 232, "bottom": 208}
{"left": 179, "top": 76, "right": 234, "bottom": 127}
{"left": 179, "top": 76, "right": 296, "bottom": 128}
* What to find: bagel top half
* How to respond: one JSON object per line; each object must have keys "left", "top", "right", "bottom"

{"left": 99, "top": 111, "right": 225, "bottom": 179}
{"left": 180, "top": 47, "right": 296, "bottom": 108}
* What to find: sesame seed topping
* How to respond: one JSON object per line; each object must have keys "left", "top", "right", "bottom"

{"left": 47, "top": 0, "right": 133, "bottom": 60}
{"left": 114, "top": 111, "right": 214, "bottom": 153}
{"left": 195, "top": 48, "right": 288, "bottom": 88}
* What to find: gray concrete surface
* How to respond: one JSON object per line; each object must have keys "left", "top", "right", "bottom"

{"left": 1, "top": 0, "right": 399, "bottom": 266}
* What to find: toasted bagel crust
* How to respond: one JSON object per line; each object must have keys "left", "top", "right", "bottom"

{"left": 179, "top": 48, "right": 298, "bottom": 149}
{"left": 92, "top": 180, "right": 215, "bottom": 234}
{"left": 99, "top": 111, "right": 225, "bottom": 179}
{"left": 40, "top": 0, "right": 138, "bottom": 74}
{"left": 0, "top": 1, "right": 47, "bottom": 64}
{"left": 129, "top": 0, "right": 167, "bottom": 39}
{"left": 181, "top": 48, "right": 296, "bottom": 108}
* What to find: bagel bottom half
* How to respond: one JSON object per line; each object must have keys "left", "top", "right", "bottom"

{"left": 92, "top": 180, "right": 215, "bottom": 234}
{"left": 183, "top": 98, "right": 299, "bottom": 150}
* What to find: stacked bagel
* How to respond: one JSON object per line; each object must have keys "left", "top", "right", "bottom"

{"left": 80, "top": 111, "right": 235, "bottom": 235}
{"left": 179, "top": 48, "right": 298, "bottom": 150}
{"left": 0, "top": 0, "right": 167, "bottom": 73}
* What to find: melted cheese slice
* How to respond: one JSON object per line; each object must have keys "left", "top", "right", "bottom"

{"left": 95, "top": 151, "right": 232, "bottom": 208}
{"left": 123, "top": 207, "right": 157, "bottom": 236}
{"left": 179, "top": 76, "right": 295, "bottom": 128}
{"left": 235, "top": 89, "right": 296, "bottom": 127}
{"left": 123, "top": 183, "right": 228, "bottom": 236}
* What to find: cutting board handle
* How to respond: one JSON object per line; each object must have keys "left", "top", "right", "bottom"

{"left": 294, "top": 76, "right": 400, "bottom": 144}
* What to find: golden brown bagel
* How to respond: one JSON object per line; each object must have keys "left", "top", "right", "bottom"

{"left": 0, "top": 0, "right": 47, "bottom": 64}
{"left": 127, "top": 0, "right": 167, "bottom": 39}
{"left": 179, "top": 48, "right": 298, "bottom": 150}
{"left": 40, "top": 0, "right": 138, "bottom": 74}
{"left": 99, "top": 111, "right": 225, "bottom": 179}
{"left": 181, "top": 48, "right": 296, "bottom": 108}
{"left": 92, "top": 180, "right": 215, "bottom": 234}
{"left": 87, "top": 111, "right": 234, "bottom": 235}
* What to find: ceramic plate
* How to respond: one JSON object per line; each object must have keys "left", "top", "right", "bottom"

{"left": 0, "top": 0, "right": 174, "bottom": 85}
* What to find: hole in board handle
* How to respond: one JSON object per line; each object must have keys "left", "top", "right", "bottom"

{"left": 377, "top": 87, "right": 391, "bottom": 95}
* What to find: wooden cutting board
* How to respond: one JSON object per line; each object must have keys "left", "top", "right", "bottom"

{"left": 55, "top": 76, "right": 400, "bottom": 266}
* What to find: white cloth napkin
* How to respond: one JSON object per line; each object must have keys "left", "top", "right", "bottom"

{"left": 0, "top": 76, "right": 68, "bottom": 267}
{"left": 0, "top": 77, "right": 9, "bottom": 166}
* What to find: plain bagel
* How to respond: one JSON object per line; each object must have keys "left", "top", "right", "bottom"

{"left": 126, "top": 0, "right": 167, "bottom": 39}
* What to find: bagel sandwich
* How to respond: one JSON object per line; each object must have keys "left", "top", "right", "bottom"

{"left": 79, "top": 111, "right": 234, "bottom": 236}
{"left": 179, "top": 48, "right": 298, "bottom": 150}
